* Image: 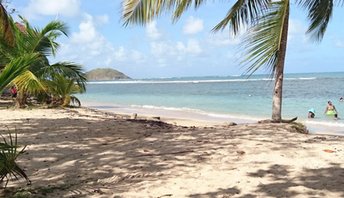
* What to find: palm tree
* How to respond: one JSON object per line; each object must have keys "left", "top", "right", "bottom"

{"left": 45, "top": 73, "right": 85, "bottom": 107}
{"left": 121, "top": 0, "right": 338, "bottom": 122}
{"left": 0, "top": 16, "right": 86, "bottom": 107}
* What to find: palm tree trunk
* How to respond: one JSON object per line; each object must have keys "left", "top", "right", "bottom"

{"left": 15, "top": 91, "right": 27, "bottom": 108}
{"left": 272, "top": 3, "right": 289, "bottom": 121}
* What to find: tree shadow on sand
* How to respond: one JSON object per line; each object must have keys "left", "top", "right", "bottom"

{"left": 244, "top": 163, "right": 344, "bottom": 197}
{"left": 0, "top": 109, "right": 244, "bottom": 197}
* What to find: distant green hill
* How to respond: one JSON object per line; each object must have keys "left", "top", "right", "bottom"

{"left": 86, "top": 68, "right": 131, "bottom": 81}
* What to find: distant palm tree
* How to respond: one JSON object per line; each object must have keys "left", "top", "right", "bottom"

{"left": 122, "top": 0, "right": 339, "bottom": 122}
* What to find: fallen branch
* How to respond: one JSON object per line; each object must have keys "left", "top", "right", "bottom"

{"left": 258, "top": 117, "right": 298, "bottom": 124}
{"left": 133, "top": 150, "right": 194, "bottom": 157}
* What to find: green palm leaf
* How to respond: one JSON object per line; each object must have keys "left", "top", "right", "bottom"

{"left": 43, "top": 62, "right": 87, "bottom": 92}
{"left": 0, "top": 53, "right": 39, "bottom": 91}
{"left": 297, "top": 0, "right": 335, "bottom": 41}
{"left": 12, "top": 70, "right": 47, "bottom": 95}
{"left": 242, "top": 1, "right": 288, "bottom": 74}
{"left": 0, "top": 133, "right": 30, "bottom": 186}
{"left": 212, "top": 0, "right": 270, "bottom": 35}
{"left": 122, "top": 0, "right": 208, "bottom": 26}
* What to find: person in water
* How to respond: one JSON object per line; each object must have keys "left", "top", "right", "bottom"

{"left": 325, "top": 101, "right": 337, "bottom": 117}
{"left": 308, "top": 108, "right": 315, "bottom": 118}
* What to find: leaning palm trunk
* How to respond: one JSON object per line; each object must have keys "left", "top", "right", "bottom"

{"left": 272, "top": 3, "right": 289, "bottom": 121}
{"left": 15, "top": 91, "right": 27, "bottom": 108}
{"left": 62, "top": 95, "right": 71, "bottom": 107}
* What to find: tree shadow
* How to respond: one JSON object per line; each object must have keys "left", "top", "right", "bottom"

{"left": 0, "top": 109, "right": 247, "bottom": 197}
{"left": 244, "top": 163, "right": 344, "bottom": 197}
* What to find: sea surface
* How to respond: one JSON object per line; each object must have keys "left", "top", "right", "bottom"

{"left": 77, "top": 72, "right": 344, "bottom": 135}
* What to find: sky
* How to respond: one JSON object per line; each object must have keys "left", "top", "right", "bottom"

{"left": 6, "top": 0, "right": 344, "bottom": 79}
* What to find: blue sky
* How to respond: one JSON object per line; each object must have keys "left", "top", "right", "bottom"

{"left": 7, "top": 0, "right": 344, "bottom": 78}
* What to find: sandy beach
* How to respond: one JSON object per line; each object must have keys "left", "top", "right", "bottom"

{"left": 0, "top": 105, "right": 343, "bottom": 197}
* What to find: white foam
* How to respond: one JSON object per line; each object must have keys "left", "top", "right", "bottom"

{"left": 87, "top": 77, "right": 317, "bottom": 85}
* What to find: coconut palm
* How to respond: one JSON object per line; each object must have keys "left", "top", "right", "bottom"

{"left": 0, "top": 16, "right": 86, "bottom": 107}
{"left": 0, "top": 3, "right": 35, "bottom": 89}
{"left": 45, "top": 73, "right": 85, "bottom": 107}
{"left": 121, "top": 0, "right": 339, "bottom": 122}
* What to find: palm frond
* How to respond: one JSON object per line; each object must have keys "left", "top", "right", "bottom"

{"left": 122, "top": 0, "right": 208, "bottom": 26}
{"left": 173, "top": 0, "right": 207, "bottom": 21}
{"left": 212, "top": 0, "right": 270, "bottom": 35}
{"left": 12, "top": 70, "right": 47, "bottom": 95}
{"left": 297, "top": 0, "right": 334, "bottom": 41}
{"left": 0, "top": 133, "right": 30, "bottom": 186}
{"left": 70, "top": 96, "right": 81, "bottom": 107}
{"left": 241, "top": 1, "right": 288, "bottom": 75}
{"left": 44, "top": 62, "right": 87, "bottom": 92}
{"left": 41, "top": 20, "right": 68, "bottom": 37}
{"left": 0, "top": 53, "right": 39, "bottom": 91}
{"left": 16, "top": 17, "right": 68, "bottom": 56}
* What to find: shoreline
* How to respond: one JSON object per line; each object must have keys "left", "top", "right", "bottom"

{"left": 82, "top": 101, "right": 344, "bottom": 136}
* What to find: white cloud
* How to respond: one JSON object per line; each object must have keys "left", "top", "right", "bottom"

{"left": 183, "top": 17, "right": 204, "bottom": 35}
{"left": 288, "top": 19, "right": 308, "bottom": 42}
{"left": 335, "top": 40, "right": 344, "bottom": 48}
{"left": 95, "top": 15, "right": 110, "bottom": 25}
{"left": 71, "top": 14, "right": 97, "bottom": 43}
{"left": 176, "top": 39, "right": 202, "bottom": 54}
{"left": 208, "top": 33, "right": 241, "bottom": 46}
{"left": 289, "top": 19, "right": 306, "bottom": 35}
{"left": 114, "top": 47, "right": 126, "bottom": 61}
{"left": 149, "top": 39, "right": 203, "bottom": 67}
{"left": 24, "top": 0, "right": 80, "bottom": 17}
{"left": 55, "top": 13, "right": 145, "bottom": 70}
{"left": 146, "top": 21, "right": 161, "bottom": 40}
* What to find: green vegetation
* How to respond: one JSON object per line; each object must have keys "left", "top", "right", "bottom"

{"left": 0, "top": 133, "right": 30, "bottom": 187}
{"left": 0, "top": 1, "right": 87, "bottom": 188}
{"left": 0, "top": 11, "right": 86, "bottom": 108}
{"left": 86, "top": 68, "right": 131, "bottom": 81}
{"left": 122, "top": 0, "right": 339, "bottom": 122}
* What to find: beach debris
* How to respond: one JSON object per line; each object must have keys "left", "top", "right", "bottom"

{"left": 152, "top": 116, "right": 160, "bottom": 120}
{"left": 236, "top": 150, "right": 246, "bottom": 155}
{"left": 133, "top": 149, "right": 194, "bottom": 157}
{"left": 258, "top": 117, "right": 298, "bottom": 123}
{"left": 285, "top": 122, "right": 308, "bottom": 134}
{"left": 130, "top": 113, "right": 137, "bottom": 120}
{"left": 305, "top": 136, "right": 327, "bottom": 143}
{"left": 157, "top": 194, "right": 173, "bottom": 198}
{"left": 323, "top": 149, "right": 335, "bottom": 153}
{"left": 314, "top": 136, "right": 326, "bottom": 140}
{"left": 227, "top": 122, "right": 237, "bottom": 126}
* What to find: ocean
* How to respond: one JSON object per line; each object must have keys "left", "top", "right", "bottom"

{"left": 77, "top": 72, "right": 344, "bottom": 135}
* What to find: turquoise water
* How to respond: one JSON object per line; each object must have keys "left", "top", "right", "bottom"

{"left": 78, "top": 72, "right": 344, "bottom": 135}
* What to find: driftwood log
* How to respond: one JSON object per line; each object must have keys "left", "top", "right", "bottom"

{"left": 258, "top": 117, "right": 298, "bottom": 124}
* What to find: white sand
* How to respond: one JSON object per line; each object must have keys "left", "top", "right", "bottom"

{"left": 0, "top": 107, "right": 343, "bottom": 197}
